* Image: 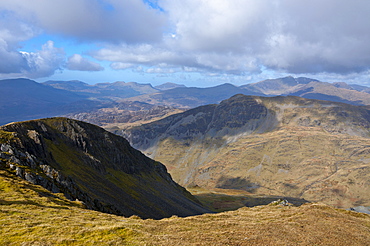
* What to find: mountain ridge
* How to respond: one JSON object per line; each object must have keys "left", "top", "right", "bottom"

{"left": 3, "top": 76, "right": 370, "bottom": 127}
{"left": 0, "top": 117, "right": 210, "bottom": 219}
{"left": 122, "top": 94, "right": 370, "bottom": 208}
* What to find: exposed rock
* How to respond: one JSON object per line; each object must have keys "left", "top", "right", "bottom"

{"left": 0, "top": 117, "right": 210, "bottom": 219}
{"left": 349, "top": 206, "right": 370, "bottom": 215}
{"left": 269, "top": 199, "right": 292, "bottom": 206}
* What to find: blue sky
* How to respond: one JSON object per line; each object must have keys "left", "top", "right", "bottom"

{"left": 1, "top": 0, "right": 370, "bottom": 87}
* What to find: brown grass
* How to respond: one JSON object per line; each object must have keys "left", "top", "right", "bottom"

{"left": 144, "top": 126, "right": 370, "bottom": 209}
{"left": 1, "top": 168, "right": 370, "bottom": 245}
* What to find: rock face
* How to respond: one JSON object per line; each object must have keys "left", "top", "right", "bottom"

{"left": 0, "top": 118, "right": 210, "bottom": 219}
{"left": 122, "top": 95, "right": 370, "bottom": 209}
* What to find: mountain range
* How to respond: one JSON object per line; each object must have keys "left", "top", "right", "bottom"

{"left": 120, "top": 76, "right": 370, "bottom": 108}
{"left": 122, "top": 94, "right": 370, "bottom": 209}
{"left": 2, "top": 76, "right": 370, "bottom": 126}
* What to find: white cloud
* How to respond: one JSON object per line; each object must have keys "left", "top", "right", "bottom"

{"left": 93, "top": 0, "right": 370, "bottom": 77}
{"left": 0, "top": 0, "right": 166, "bottom": 43}
{"left": 1, "top": 0, "right": 370, "bottom": 80}
{"left": 20, "top": 41, "right": 65, "bottom": 78}
{"left": 146, "top": 66, "right": 176, "bottom": 74}
{"left": 110, "top": 62, "right": 135, "bottom": 70}
{"left": 0, "top": 13, "right": 38, "bottom": 74}
{"left": 0, "top": 8, "right": 66, "bottom": 78}
{"left": 0, "top": 15, "right": 65, "bottom": 79}
{"left": 66, "top": 54, "right": 103, "bottom": 71}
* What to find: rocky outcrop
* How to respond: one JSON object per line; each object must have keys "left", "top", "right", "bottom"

{"left": 0, "top": 118, "right": 210, "bottom": 219}
{"left": 124, "top": 94, "right": 278, "bottom": 150}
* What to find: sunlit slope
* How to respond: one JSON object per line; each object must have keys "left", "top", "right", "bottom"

{"left": 195, "top": 127, "right": 370, "bottom": 208}
{"left": 1, "top": 167, "right": 370, "bottom": 245}
{"left": 124, "top": 95, "right": 370, "bottom": 208}
{"left": 0, "top": 118, "right": 209, "bottom": 219}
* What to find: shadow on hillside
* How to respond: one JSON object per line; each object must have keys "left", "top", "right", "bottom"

{"left": 193, "top": 191, "right": 309, "bottom": 213}
{"left": 215, "top": 176, "right": 260, "bottom": 193}
{"left": 192, "top": 176, "right": 309, "bottom": 212}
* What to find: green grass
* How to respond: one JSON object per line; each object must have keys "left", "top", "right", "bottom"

{"left": 0, "top": 130, "right": 15, "bottom": 144}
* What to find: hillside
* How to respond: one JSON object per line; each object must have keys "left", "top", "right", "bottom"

{"left": 122, "top": 95, "right": 370, "bottom": 209}
{"left": 242, "top": 76, "right": 370, "bottom": 105}
{"left": 288, "top": 81, "right": 370, "bottom": 105}
{"left": 44, "top": 80, "right": 159, "bottom": 99}
{"left": 0, "top": 117, "right": 209, "bottom": 219}
{"left": 1, "top": 167, "right": 370, "bottom": 245}
{"left": 154, "top": 82, "right": 186, "bottom": 90}
{"left": 0, "top": 78, "right": 90, "bottom": 125}
{"left": 240, "top": 76, "right": 319, "bottom": 95}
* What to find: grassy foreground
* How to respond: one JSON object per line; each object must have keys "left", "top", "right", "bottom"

{"left": 1, "top": 168, "right": 370, "bottom": 245}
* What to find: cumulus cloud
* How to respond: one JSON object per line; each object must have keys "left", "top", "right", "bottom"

{"left": 1, "top": 0, "right": 370, "bottom": 79}
{"left": 0, "top": 11, "right": 64, "bottom": 79}
{"left": 110, "top": 62, "right": 135, "bottom": 70}
{"left": 20, "top": 41, "right": 65, "bottom": 78}
{"left": 92, "top": 0, "right": 370, "bottom": 77}
{"left": 0, "top": 8, "right": 66, "bottom": 78}
{"left": 0, "top": 0, "right": 166, "bottom": 43}
{"left": 0, "top": 13, "right": 37, "bottom": 74}
{"left": 66, "top": 54, "right": 104, "bottom": 71}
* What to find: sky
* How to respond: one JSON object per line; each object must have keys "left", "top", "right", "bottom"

{"left": 1, "top": 0, "right": 370, "bottom": 87}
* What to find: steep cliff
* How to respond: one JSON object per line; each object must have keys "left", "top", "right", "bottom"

{"left": 0, "top": 117, "right": 209, "bottom": 219}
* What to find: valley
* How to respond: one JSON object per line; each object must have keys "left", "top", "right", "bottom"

{"left": 122, "top": 95, "right": 370, "bottom": 209}
{"left": 2, "top": 77, "right": 370, "bottom": 244}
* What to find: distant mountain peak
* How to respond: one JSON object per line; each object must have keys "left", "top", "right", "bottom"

{"left": 155, "top": 82, "right": 186, "bottom": 90}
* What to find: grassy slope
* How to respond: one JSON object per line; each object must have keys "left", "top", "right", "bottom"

{"left": 123, "top": 96, "right": 370, "bottom": 209}
{"left": 152, "top": 126, "right": 370, "bottom": 208}
{"left": 1, "top": 168, "right": 370, "bottom": 245}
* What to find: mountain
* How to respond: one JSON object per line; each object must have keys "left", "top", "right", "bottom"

{"left": 0, "top": 78, "right": 91, "bottom": 125}
{"left": 122, "top": 94, "right": 370, "bottom": 209}
{"left": 241, "top": 76, "right": 319, "bottom": 95}
{"left": 154, "top": 82, "right": 186, "bottom": 90}
{"left": 44, "top": 80, "right": 159, "bottom": 99}
{"left": 121, "top": 83, "right": 264, "bottom": 108}
{"left": 349, "top": 84, "right": 370, "bottom": 93}
{"left": 2, "top": 168, "right": 370, "bottom": 245}
{"left": 287, "top": 81, "right": 370, "bottom": 105}
{"left": 0, "top": 117, "right": 209, "bottom": 219}
{"left": 42, "top": 80, "right": 92, "bottom": 91}
{"left": 242, "top": 76, "right": 370, "bottom": 105}
{"left": 0, "top": 78, "right": 165, "bottom": 126}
